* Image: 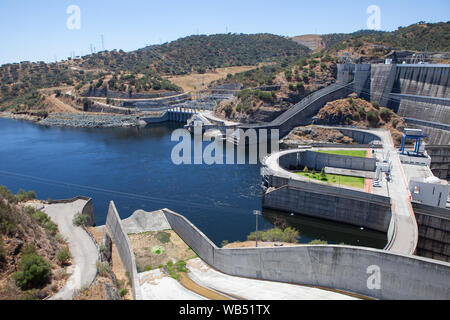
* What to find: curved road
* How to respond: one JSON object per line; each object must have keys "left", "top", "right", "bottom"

{"left": 42, "top": 200, "right": 98, "bottom": 300}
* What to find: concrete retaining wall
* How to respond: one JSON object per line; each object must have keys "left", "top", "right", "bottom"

{"left": 278, "top": 150, "right": 376, "bottom": 172}
{"left": 120, "top": 93, "right": 191, "bottom": 108}
{"left": 82, "top": 88, "right": 180, "bottom": 100}
{"left": 163, "top": 209, "right": 216, "bottom": 267}
{"left": 105, "top": 201, "right": 142, "bottom": 300}
{"left": 337, "top": 128, "right": 382, "bottom": 145}
{"left": 263, "top": 177, "right": 392, "bottom": 232}
{"left": 161, "top": 209, "right": 450, "bottom": 300}
{"left": 413, "top": 203, "right": 450, "bottom": 262}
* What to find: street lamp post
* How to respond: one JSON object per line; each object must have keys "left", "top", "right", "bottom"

{"left": 253, "top": 210, "right": 261, "bottom": 247}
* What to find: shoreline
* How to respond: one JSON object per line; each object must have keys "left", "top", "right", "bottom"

{"left": 0, "top": 111, "right": 141, "bottom": 128}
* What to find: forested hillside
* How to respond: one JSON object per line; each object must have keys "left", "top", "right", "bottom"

{"left": 323, "top": 21, "right": 450, "bottom": 53}
{"left": 0, "top": 33, "right": 310, "bottom": 112}
{"left": 78, "top": 33, "right": 310, "bottom": 75}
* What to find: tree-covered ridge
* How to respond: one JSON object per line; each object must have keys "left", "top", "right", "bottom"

{"left": 0, "top": 33, "right": 310, "bottom": 111}
{"left": 78, "top": 33, "right": 311, "bottom": 75}
{"left": 323, "top": 21, "right": 450, "bottom": 52}
{"left": 0, "top": 62, "right": 98, "bottom": 107}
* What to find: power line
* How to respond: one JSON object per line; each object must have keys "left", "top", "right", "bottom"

{"left": 0, "top": 170, "right": 247, "bottom": 213}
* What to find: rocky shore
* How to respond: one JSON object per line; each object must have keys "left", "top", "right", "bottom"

{"left": 38, "top": 113, "right": 138, "bottom": 128}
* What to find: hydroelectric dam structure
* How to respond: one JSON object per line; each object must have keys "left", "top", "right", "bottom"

{"left": 338, "top": 63, "right": 450, "bottom": 145}
{"left": 233, "top": 63, "right": 449, "bottom": 146}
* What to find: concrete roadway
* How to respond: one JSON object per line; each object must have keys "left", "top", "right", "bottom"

{"left": 42, "top": 200, "right": 98, "bottom": 300}
{"left": 373, "top": 129, "right": 418, "bottom": 255}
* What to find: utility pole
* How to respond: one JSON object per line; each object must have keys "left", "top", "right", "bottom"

{"left": 101, "top": 35, "right": 105, "bottom": 51}
{"left": 253, "top": 210, "right": 261, "bottom": 247}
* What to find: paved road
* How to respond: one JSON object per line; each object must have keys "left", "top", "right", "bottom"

{"left": 375, "top": 129, "right": 418, "bottom": 254}
{"left": 42, "top": 200, "right": 98, "bottom": 300}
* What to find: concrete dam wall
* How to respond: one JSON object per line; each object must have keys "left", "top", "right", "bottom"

{"left": 426, "top": 145, "right": 450, "bottom": 180}
{"left": 340, "top": 63, "right": 450, "bottom": 145}
{"left": 413, "top": 203, "right": 450, "bottom": 263}
{"left": 392, "top": 65, "right": 449, "bottom": 98}
{"left": 161, "top": 209, "right": 450, "bottom": 300}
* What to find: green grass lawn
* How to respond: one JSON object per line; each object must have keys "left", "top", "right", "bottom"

{"left": 295, "top": 171, "right": 365, "bottom": 189}
{"left": 317, "top": 150, "right": 367, "bottom": 158}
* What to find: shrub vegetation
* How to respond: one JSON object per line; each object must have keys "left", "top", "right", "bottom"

{"left": 247, "top": 227, "right": 299, "bottom": 243}
{"left": 13, "top": 248, "right": 52, "bottom": 290}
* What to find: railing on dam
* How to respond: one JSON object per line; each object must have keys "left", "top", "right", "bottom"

{"left": 161, "top": 208, "right": 450, "bottom": 300}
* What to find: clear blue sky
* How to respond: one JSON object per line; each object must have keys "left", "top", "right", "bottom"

{"left": 0, "top": 0, "right": 448, "bottom": 65}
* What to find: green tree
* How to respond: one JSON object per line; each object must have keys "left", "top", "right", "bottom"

{"left": 367, "top": 110, "right": 379, "bottom": 126}
{"left": 380, "top": 108, "right": 392, "bottom": 122}
{"left": 320, "top": 169, "right": 327, "bottom": 180}
{"left": 13, "top": 252, "right": 51, "bottom": 289}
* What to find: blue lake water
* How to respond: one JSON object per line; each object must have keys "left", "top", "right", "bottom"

{"left": 0, "top": 118, "right": 386, "bottom": 248}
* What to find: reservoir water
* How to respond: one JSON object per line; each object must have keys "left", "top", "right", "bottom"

{"left": 0, "top": 118, "right": 386, "bottom": 248}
